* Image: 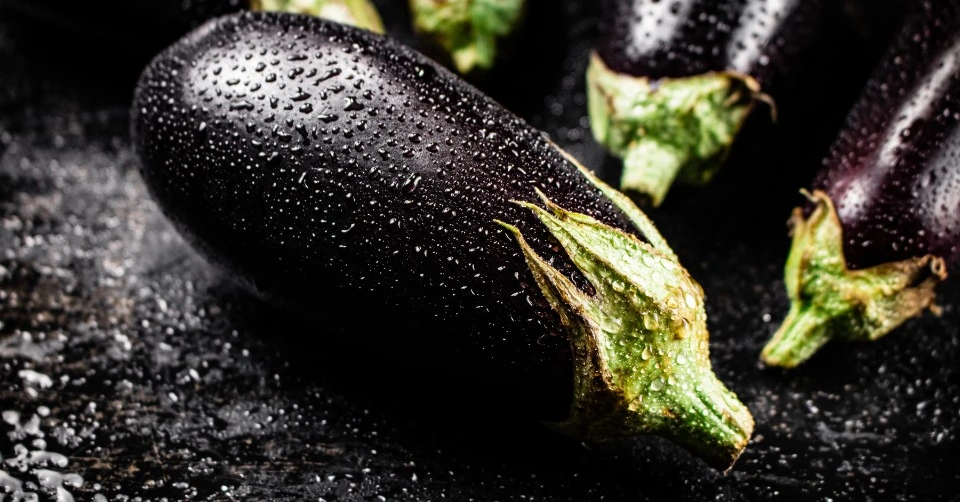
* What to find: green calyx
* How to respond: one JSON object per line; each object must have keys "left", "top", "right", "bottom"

{"left": 761, "top": 190, "right": 948, "bottom": 368}
{"left": 409, "top": 0, "right": 526, "bottom": 74}
{"left": 251, "top": 0, "right": 385, "bottom": 33}
{"left": 587, "top": 52, "right": 766, "bottom": 206}
{"left": 495, "top": 164, "right": 753, "bottom": 470}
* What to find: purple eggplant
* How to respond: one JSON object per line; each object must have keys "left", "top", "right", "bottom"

{"left": 587, "top": 0, "right": 829, "bottom": 205}
{"left": 761, "top": 0, "right": 960, "bottom": 368}
{"left": 132, "top": 12, "right": 755, "bottom": 468}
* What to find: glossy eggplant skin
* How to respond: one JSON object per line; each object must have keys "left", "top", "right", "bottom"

{"left": 132, "top": 12, "right": 639, "bottom": 412}
{"left": 813, "top": 1, "right": 960, "bottom": 270}
{"left": 595, "top": 0, "right": 827, "bottom": 89}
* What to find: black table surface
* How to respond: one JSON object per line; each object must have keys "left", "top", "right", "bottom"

{"left": 1, "top": 1, "right": 958, "bottom": 500}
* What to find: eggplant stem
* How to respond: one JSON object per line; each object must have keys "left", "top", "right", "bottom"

{"left": 497, "top": 191, "right": 753, "bottom": 469}
{"left": 760, "top": 303, "right": 834, "bottom": 368}
{"left": 586, "top": 52, "right": 761, "bottom": 205}
{"left": 762, "top": 190, "right": 948, "bottom": 368}
{"left": 550, "top": 146, "right": 678, "bottom": 260}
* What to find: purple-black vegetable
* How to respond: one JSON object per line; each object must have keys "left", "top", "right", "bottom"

{"left": 132, "top": 12, "right": 754, "bottom": 469}
{"left": 761, "top": 0, "right": 960, "bottom": 368}
{"left": 587, "top": 0, "right": 829, "bottom": 205}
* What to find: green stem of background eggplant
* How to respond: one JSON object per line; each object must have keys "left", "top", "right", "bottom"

{"left": 761, "top": 190, "right": 947, "bottom": 368}
{"left": 409, "top": 0, "right": 526, "bottom": 74}
{"left": 251, "top": 0, "right": 384, "bottom": 33}
{"left": 587, "top": 52, "right": 761, "bottom": 206}
{"left": 497, "top": 163, "right": 754, "bottom": 470}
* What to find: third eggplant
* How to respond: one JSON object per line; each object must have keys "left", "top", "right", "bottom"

{"left": 761, "top": 0, "right": 960, "bottom": 368}
{"left": 588, "top": 0, "right": 829, "bottom": 205}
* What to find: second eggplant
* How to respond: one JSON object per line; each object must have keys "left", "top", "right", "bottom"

{"left": 761, "top": 0, "right": 960, "bottom": 368}
{"left": 588, "top": 0, "right": 828, "bottom": 205}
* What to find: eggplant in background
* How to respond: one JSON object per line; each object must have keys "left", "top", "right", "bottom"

{"left": 588, "top": 0, "right": 832, "bottom": 206}
{"left": 762, "top": 0, "right": 960, "bottom": 368}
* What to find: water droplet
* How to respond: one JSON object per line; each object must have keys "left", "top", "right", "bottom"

{"left": 344, "top": 97, "right": 365, "bottom": 111}
{"left": 642, "top": 315, "right": 657, "bottom": 331}
{"left": 316, "top": 68, "right": 342, "bottom": 83}
{"left": 401, "top": 175, "right": 421, "bottom": 193}
{"left": 229, "top": 101, "right": 255, "bottom": 111}
{"left": 292, "top": 89, "right": 312, "bottom": 102}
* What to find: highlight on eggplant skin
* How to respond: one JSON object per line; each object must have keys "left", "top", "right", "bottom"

{"left": 761, "top": 0, "right": 960, "bottom": 368}
{"left": 587, "top": 0, "right": 828, "bottom": 206}
{"left": 132, "top": 12, "right": 754, "bottom": 469}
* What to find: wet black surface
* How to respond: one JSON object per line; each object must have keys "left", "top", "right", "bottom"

{"left": 1, "top": 1, "right": 959, "bottom": 501}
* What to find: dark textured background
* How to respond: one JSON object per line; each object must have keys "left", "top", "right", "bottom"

{"left": 1, "top": 1, "right": 958, "bottom": 500}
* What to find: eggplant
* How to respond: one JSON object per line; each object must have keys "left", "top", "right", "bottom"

{"left": 409, "top": 0, "right": 525, "bottom": 74}
{"left": 3, "top": 0, "right": 383, "bottom": 56}
{"left": 588, "top": 0, "right": 829, "bottom": 205}
{"left": 132, "top": 12, "right": 754, "bottom": 468}
{"left": 760, "top": 1, "right": 960, "bottom": 368}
